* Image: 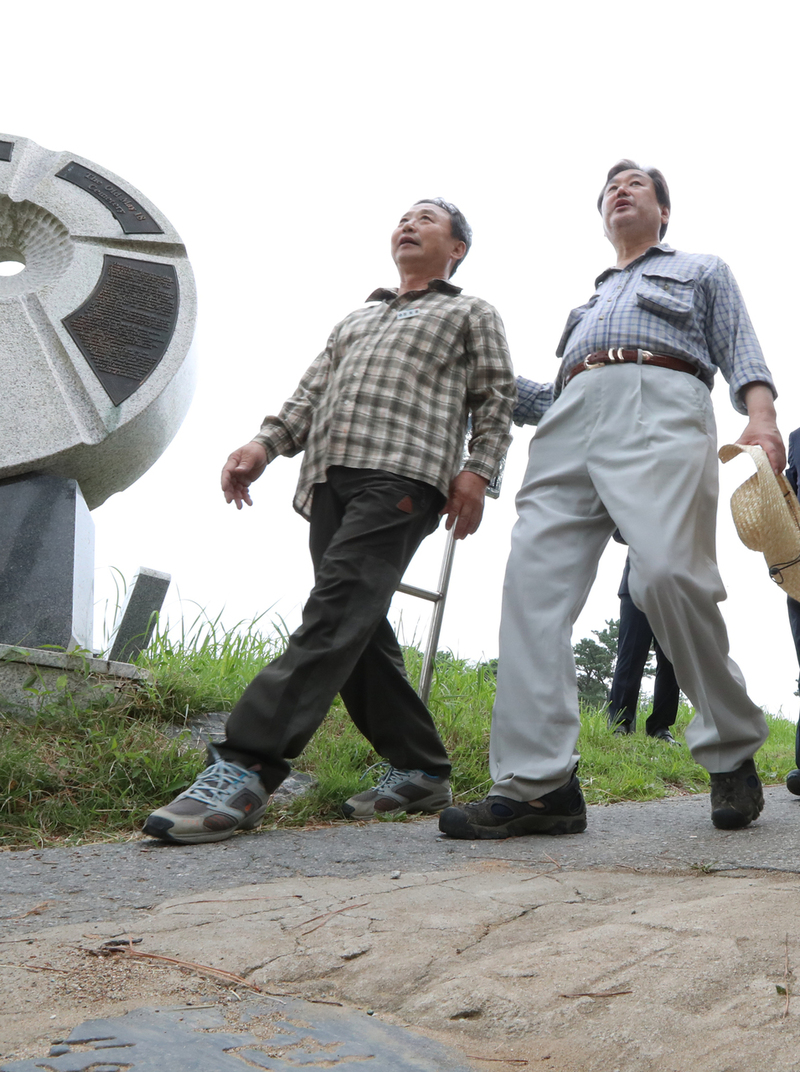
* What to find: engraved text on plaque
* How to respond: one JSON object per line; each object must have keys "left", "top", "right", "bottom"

{"left": 63, "top": 255, "right": 179, "bottom": 405}
{"left": 57, "top": 162, "right": 163, "bottom": 234}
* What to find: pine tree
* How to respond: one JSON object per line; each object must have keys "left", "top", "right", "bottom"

{"left": 573, "top": 618, "right": 619, "bottom": 707}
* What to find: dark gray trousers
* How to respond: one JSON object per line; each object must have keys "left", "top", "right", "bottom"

{"left": 219, "top": 466, "right": 451, "bottom": 791}
{"left": 607, "top": 591, "right": 680, "bottom": 734}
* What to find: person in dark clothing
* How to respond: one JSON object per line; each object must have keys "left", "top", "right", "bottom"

{"left": 607, "top": 556, "right": 681, "bottom": 743}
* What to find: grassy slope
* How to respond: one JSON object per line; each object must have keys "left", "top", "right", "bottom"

{"left": 0, "top": 630, "right": 795, "bottom": 848}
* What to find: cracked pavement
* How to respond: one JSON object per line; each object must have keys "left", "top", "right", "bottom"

{"left": 3, "top": 788, "right": 800, "bottom": 1070}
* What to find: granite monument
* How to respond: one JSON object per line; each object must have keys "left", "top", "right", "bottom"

{"left": 0, "top": 134, "right": 196, "bottom": 687}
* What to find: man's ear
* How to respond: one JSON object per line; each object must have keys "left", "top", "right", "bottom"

{"left": 660, "top": 205, "right": 670, "bottom": 228}
{"left": 450, "top": 240, "right": 467, "bottom": 267}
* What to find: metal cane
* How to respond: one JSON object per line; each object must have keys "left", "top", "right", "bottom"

{"left": 397, "top": 442, "right": 505, "bottom": 705}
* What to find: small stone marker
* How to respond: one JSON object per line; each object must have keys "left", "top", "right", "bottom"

{"left": 108, "top": 566, "right": 171, "bottom": 663}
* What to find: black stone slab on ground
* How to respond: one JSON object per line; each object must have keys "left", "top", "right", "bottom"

{"left": 0, "top": 472, "right": 94, "bottom": 650}
{"left": 0, "top": 998, "right": 472, "bottom": 1071}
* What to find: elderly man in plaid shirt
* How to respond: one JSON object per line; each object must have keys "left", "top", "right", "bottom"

{"left": 145, "top": 199, "right": 515, "bottom": 844}
{"left": 440, "top": 160, "right": 784, "bottom": 839}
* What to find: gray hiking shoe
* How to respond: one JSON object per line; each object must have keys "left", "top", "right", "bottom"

{"left": 439, "top": 771, "right": 587, "bottom": 839}
{"left": 143, "top": 750, "right": 270, "bottom": 844}
{"left": 709, "top": 758, "right": 764, "bottom": 830}
{"left": 342, "top": 766, "right": 452, "bottom": 819}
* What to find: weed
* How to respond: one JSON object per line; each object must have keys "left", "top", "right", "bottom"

{"left": 0, "top": 621, "right": 796, "bottom": 848}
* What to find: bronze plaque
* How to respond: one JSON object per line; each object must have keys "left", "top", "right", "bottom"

{"left": 56, "top": 161, "right": 163, "bottom": 234}
{"left": 0, "top": 141, "right": 12, "bottom": 162}
{"left": 63, "top": 255, "right": 179, "bottom": 405}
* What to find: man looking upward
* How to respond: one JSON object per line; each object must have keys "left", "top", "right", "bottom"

{"left": 145, "top": 199, "right": 515, "bottom": 844}
{"left": 440, "top": 160, "right": 782, "bottom": 839}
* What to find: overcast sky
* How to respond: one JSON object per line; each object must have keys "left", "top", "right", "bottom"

{"left": 4, "top": 1, "right": 799, "bottom": 719}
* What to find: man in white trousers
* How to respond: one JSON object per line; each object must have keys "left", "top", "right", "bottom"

{"left": 440, "top": 159, "right": 784, "bottom": 838}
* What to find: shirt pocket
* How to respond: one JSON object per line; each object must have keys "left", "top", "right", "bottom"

{"left": 636, "top": 270, "right": 696, "bottom": 321}
{"left": 555, "top": 295, "right": 599, "bottom": 356}
{"left": 398, "top": 308, "right": 464, "bottom": 370}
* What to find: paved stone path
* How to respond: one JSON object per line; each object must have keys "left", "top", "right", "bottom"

{"left": 2, "top": 787, "right": 800, "bottom": 1070}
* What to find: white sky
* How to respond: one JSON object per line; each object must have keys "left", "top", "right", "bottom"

{"left": 4, "top": 1, "right": 799, "bottom": 718}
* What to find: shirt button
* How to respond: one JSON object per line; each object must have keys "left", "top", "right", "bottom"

{"left": 598, "top": 314, "right": 604, "bottom": 320}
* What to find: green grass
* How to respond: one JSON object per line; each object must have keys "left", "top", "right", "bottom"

{"left": 0, "top": 698, "right": 199, "bottom": 848}
{"left": 129, "top": 608, "right": 287, "bottom": 720}
{"left": 0, "top": 621, "right": 797, "bottom": 848}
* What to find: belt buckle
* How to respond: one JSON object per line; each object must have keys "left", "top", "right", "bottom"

{"left": 584, "top": 347, "right": 624, "bottom": 370}
{"left": 584, "top": 351, "right": 608, "bottom": 370}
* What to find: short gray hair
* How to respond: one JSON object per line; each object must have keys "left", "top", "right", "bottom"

{"left": 414, "top": 198, "right": 472, "bottom": 276}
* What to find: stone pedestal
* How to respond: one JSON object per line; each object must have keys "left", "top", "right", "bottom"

{"left": 0, "top": 473, "right": 93, "bottom": 650}
{"left": 0, "top": 644, "right": 147, "bottom": 720}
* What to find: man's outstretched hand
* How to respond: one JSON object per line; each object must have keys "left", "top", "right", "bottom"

{"left": 441, "top": 470, "right": 490, "bottom": 540}
{"left": 221, "top": 441, "right": 269, "bottom": 509}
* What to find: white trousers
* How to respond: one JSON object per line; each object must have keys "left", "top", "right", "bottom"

{"left": 490, "top": 364, "right": 768, "bottom": 801}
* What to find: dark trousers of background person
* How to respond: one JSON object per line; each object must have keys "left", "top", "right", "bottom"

{"left": 607, "top": 590, "right": 680, "bottom": 734}
{"left": 217, "top": 466, "right": 452, "bottom": 793}
{"left": 788, "top": 597, "right": 800, "bottom": 768}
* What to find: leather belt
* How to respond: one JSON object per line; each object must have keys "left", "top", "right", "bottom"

{"left": 565, "top": 348, "right": 701, "bottom": 386}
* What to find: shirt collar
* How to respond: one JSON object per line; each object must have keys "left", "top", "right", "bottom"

{"left": 595, "top": 243, "right": 675, "bottom": 287}
{"left": 366, "top": 278, "right": 462, "bottom": 302}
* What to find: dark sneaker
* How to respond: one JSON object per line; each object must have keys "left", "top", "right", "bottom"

{"left": 342, "top": 766, "right": 452, "bottom": 819}
{"left": 787, "top": 769, "right": 800, "bottom": 796}
{"left": 608, "top": 712, "right": 635, "bottom": 735}
{"left": 143, "top": 752, "right": 270, "bottom": 844}
{"left": 649, "top": 728, "right": 680, "bottom": 745}
{"left": 438, "top": 772, "right": 587, "bottom": 839}
{"left": 709, "top": 758, "right": 764, "bottom": 830}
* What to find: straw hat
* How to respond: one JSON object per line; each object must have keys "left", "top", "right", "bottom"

{"left": 719, "top": 442, "right": 800, "bottom": 600}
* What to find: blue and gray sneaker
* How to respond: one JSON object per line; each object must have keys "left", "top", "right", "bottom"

{"left": 342, "top": 765, "right": 452, "bottom": 819}
{"left": 143, "top": 749, "right": 270, "bottom": 844}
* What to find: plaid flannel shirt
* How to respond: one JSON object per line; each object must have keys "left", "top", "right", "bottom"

{"left": 254, "top": 279, "right": 516, "bottom": 519}
{"left": 514, "top": 244, "right": 775, "bottom": 426}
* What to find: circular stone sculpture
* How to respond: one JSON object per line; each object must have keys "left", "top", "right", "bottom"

{"left": 0, "top": 133, "right": 196, "bottom": 509}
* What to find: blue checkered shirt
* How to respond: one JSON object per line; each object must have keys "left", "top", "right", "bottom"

{"left": 514, "top": 244, "right": 775, "bottom": 426}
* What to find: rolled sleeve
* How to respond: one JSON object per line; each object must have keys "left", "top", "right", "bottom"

{"left": 702, "top": 261, "right": 776, "bottom": 415}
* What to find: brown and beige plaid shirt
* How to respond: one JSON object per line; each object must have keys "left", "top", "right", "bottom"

{"left": 254, "top": 279, "right": 516, "bottom": 519}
